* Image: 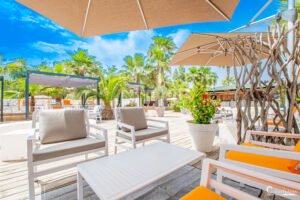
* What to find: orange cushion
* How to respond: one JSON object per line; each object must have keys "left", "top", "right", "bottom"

{"left": 52, "top": 105, "right": 63, "bottom": 109}
{"left": 63, "top": 100, "right": 71, "bottom": 105}
{"left": 267, "top": 121, "right": 284, "bottom": 127}
{"left": 226, "top": 143, "right": 295, "bottom": 173}
{"left": 288, "top": 141, "right": 300, "bottom": 174}
{"left": 180, "top": 186, "right": 225, "bottom": 200}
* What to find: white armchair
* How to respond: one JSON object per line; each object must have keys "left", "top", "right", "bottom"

{"left": 28, "top": 109, "right": 108, "bottom": 200}
{"left": 218, "top": 130, "right": 300, "bottom": 199}
{"left": 181, "top": 159, "right": 300, "bottom": 200}
{"left": 114, "top": 107, "right": 170, "bottom": 153}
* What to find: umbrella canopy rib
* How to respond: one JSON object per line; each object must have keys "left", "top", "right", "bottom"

{"left": 82, "top": 0, "right": 92, "bottom": 37}
{"left": 206, "top": 0, "right": 230, "bottom": 21}
{"left": 137, "top": 0, "right": 149, "bottom": 29}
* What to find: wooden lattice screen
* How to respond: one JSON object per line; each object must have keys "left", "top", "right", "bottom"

{"left": 230, "top": 22, "right": 300, "bottom": 144}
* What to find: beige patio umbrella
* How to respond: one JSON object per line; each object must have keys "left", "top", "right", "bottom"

{"left": 171, "top": 33, "right": 269, "bottom": 66}
{"left": 16, "top": 0, "right": 240, "bottom": 37}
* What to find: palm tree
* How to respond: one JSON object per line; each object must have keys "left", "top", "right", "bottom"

{"left": 222, "top": 77, "right": 235, "bottom": 86}
{"left": 5, "top": 79, "right": 43, "bottom": 113}
{"left": 65, "top": 49, "right": 102, "bottom": 77}
{"left": 218, "top": 65, "right": 231, "bottom": 79}
{"left": 173, "top": 66, "right": 186, "bottom": 81}
{"left": 99, "top": 69, "right": 125, "bottom": 119}
{"left": 153, "top": 86, "right": 168, "bottom": 107}
{"left": 168, "top": 80, "right": 188, "bottom": 99}
{"left": 0, "top": 54, "right": 4, "bottom": 76}
{"left": 148, "top": 36, "right": 176, "bottom": 87}
{"left": 123, "top": 53, "right": 154, "bottom": 104}
{"left": 123, "top": 54, "right": 148, "bottom": 84}
{"left": 63, "top": 49, "right": 102, "bottom": 106}
{"left": 4, "top": 59, "right": 27, "bottom": 80}
{"left": 186, "top": 67, "right": 218, "bottom": 87}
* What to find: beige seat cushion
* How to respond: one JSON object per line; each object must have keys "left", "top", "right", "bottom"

{"left": 32, "top": 137, "right": 105, "bottom": 162}
{"left": 119, "top": 126, "right": 168, "bottom": 141}
{"left": 119, "top": 108, "right": 148, "bottom": 131}
{"left": 39, "top": 110, "right": 87, "bottom": 144}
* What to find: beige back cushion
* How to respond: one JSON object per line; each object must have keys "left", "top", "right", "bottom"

{"left": 119, "top": 108, "right": 148, "bottom": 131}
{"left": 39, "top": 110, "right": 88, "bottom": 144}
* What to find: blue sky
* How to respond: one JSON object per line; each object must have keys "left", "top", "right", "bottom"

{"left": 0, "top": 0, "right": 283, "bottom": 85}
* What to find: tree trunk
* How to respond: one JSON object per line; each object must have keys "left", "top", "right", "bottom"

{"left": 30, "top": 96, "right": 35, "bottom": 113}
{"left": 102, "top": 103, "right": 113, "bottom": 120}
{"left": 157, "top": 66, "right": 162, "bottom": 86}
{"left": 18, "top": 99, "right": 21, "bottom": 111}
{"left": 137, "top": 77, "right": 141, "bottom": 106}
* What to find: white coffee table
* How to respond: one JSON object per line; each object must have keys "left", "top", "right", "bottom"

{"left": 77, "top": 142, "right": 205, "bottom": 200}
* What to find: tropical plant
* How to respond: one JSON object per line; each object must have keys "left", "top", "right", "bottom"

{"left": 153, "top": 86, "right": 168, "bottom": 107}
{"left": 98, "top": 69, "right": 125, "bottom": 119}
{"left": 74, "top": 87, "right": 97, "bottom": 108}
{"left": 148, "top": 36, "right": 176, "bottom": 87}
{"left": 187, "top": 84, "right": 221, "bottom": 124}
{"left": 186, "top": 67, "right": 218, "bottom": 87}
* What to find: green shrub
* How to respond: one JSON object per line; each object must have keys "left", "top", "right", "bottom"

{"left": 170, "top": 101, "right": 181, "bottom": 112}
{"left": 125, "top": 100, "right": 137, "bottom": 107}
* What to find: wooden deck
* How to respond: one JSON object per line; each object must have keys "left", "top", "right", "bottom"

{"left": 0, "top": 111, "right": 286, "bottom": 200}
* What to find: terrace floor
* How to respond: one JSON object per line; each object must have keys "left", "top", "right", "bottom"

{"left": 0, "top": 111, "right": 286, "bottom": 200}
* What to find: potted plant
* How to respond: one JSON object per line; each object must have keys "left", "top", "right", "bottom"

{"left": 153, "top": 86, "right": 167, "bottom": 117}
{"left": 186, "top": 84, "right": 221, "bottom": 152}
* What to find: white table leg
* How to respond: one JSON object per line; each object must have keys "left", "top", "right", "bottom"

{"left": 77, "top": 172, "right": 83, "bottom": 200}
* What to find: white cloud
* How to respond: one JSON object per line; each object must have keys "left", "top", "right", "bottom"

{"left": 31, "top": 30, "right": 155, "bottom": 67}
{"left": 168, "top": 29, "right": 190, "bottom": 48}
{"left": 2, "top": 1, "right": 69, "bottom": 35}
{"left": 79, "top": 30, "right": 155, "bottom": 66}
{"left": 31, "top": 41, "right": 70, "bottom": 54}
{"left": 30, "top": 29, "right": 190, "bottom": 68}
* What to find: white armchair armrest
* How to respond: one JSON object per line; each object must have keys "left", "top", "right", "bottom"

{"left": 220, "top": 144, "right": 300, "bottom": 162}
{"left": 89, "top": 124, "right": 108, "bottom": 142}
{"left": 116, "top": 121, "right": 135, "bottom": 140}
{"left": 116, "top": 121, "right": 135, "bottom": 132}
{"left": 146, "top": 118, "right": 169, "bottom": 129}
{"left": 27, "top": 129, "right": 39, "bottom": 161}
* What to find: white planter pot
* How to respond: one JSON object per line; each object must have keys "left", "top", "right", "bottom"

{"left": 187, "top": 121, "right": 218, "bottom": 152}
{"left": 155, "top": 107, "right": 165, "bottom": 117}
